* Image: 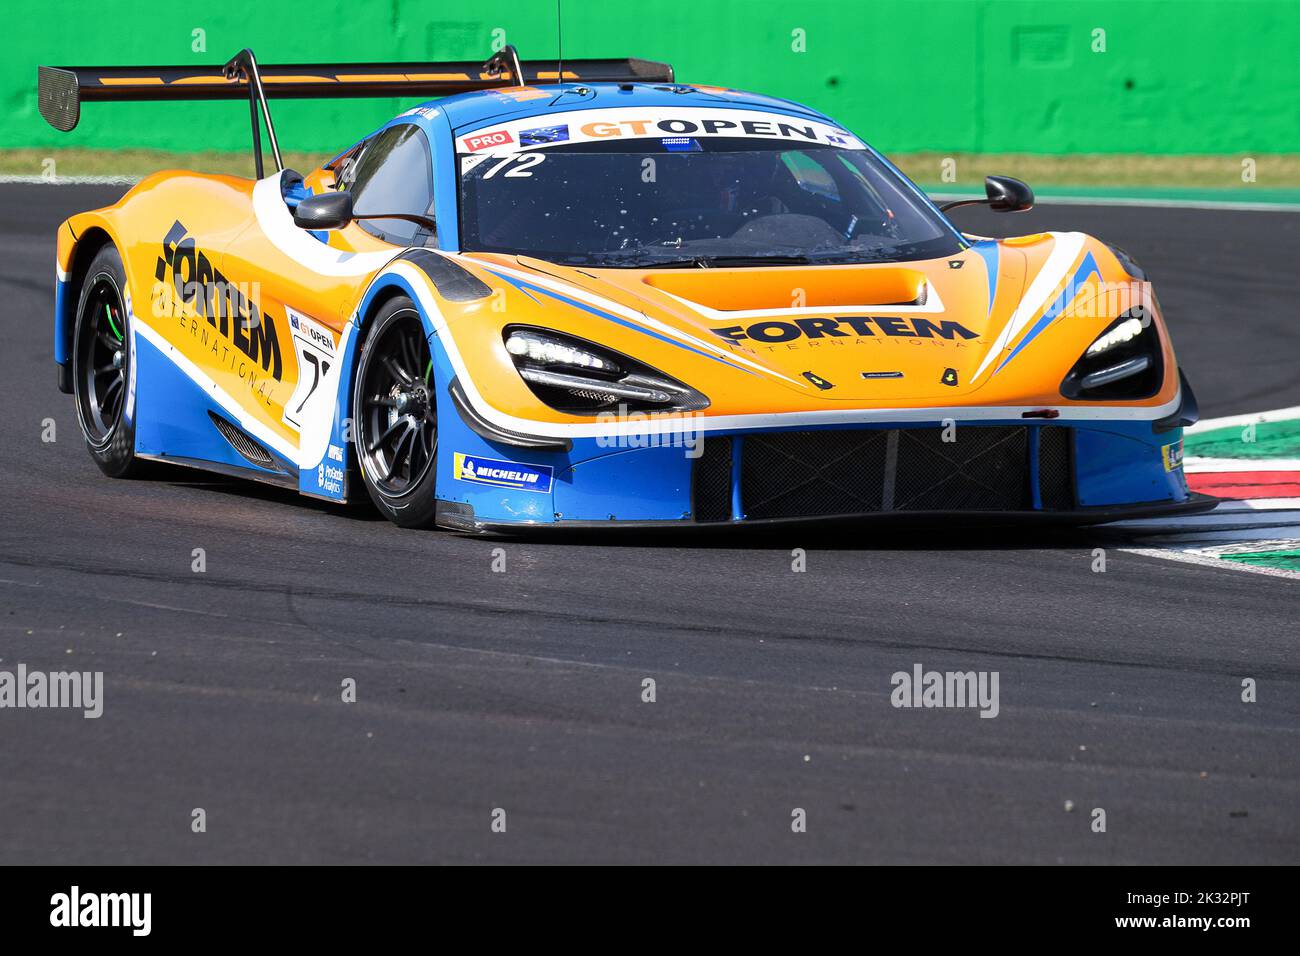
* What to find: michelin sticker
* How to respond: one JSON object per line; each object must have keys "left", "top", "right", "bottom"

{"left": 454, "top": 453, "right": 553, "bottom": 493}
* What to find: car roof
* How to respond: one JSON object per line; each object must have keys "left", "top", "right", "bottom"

{"left": 423, "top": 81, "right": 837, "bottom": 134}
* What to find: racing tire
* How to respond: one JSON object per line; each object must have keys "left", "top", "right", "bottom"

{"left": 72, "top": 243, "right": 141, "bottom": 478}
{"left": 351, "top": 296, "right": 440, "bottom": 528}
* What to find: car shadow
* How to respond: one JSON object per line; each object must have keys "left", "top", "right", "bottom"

{"left": 478, "top": 520, "right": 1136, "bottom": 552}
{"left": 146, "top": 465, "right": 1164, "bottom": 550}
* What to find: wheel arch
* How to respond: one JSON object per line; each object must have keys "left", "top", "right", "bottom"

{"left": 56, "top": 225, "right": 118, "bottom": 389}
{"left": 343, "top": 277, "right": 442, "bottom": 525}
{"left": 342, "top": 277, "right": 427, "bottom": 420}
{"left": 338, "top": 276, "right": 434, "bottom": 491}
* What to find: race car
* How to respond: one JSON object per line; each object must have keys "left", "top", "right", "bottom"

{"left": 39, "top": 45, "right": 1211, "bottom": 532}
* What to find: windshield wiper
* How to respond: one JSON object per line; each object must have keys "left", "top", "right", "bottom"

{"left": 803, "top": 242, "right": 934, "bottom": 264}
{"left": 648, "top": 254, "right": 814, "bottom": 269}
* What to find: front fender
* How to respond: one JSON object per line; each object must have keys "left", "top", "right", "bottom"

{"left": 55, "top": 211, "right": 129, "bottom": 379}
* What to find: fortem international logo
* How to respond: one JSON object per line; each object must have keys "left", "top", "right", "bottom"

{"left": 454, "top": 453, "right": 554, "bottom": 493}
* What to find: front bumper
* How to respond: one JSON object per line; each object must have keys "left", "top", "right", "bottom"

{"left": 433, "top": 414, "right": 1208, "bottom": 534}
{"left": 436, "top": 493, "right": 1218, "bottom": 535}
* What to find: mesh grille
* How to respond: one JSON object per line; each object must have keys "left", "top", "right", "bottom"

{"left": 1037, "top": 426, "right": 1075, "bottom": 510}
{"left": 692, "top": 436, "right": 733, "bottom": 522}
{"left": 892, "top": 426, "right": 1031, "bottom": 512}
{"left": 209, "top": 412, "right": 276, "bottom": 469}
{"left": 739, "top": 426, "right": 1038, "bottom": 520}
{"left": 742, "top": 430, "right": 890, "bottom": 519}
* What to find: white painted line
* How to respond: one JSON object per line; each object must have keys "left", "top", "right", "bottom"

{"left": 1186, "top": 457, "right": 1300, "bottom": 472}
{"left": 1129, "top": 526, "right": 1300, "bottom": 545}
{"left": 0, "top": 174, "right": 140, "bottom": 185}
{"left": 1109, "top": 512, "right": 1300, "bottom": 534}
{"left": 1122, "top": 547, "right": 1300, "bottom": 581}
{"left": 1182, "top": 538, "right": 1300, "bottom": 557}
{"left": 1215, "top": 497, "right": 1300, "bottom": 512}
{"left": 1188, "top": 405, "right": 1300, "bottom": 433}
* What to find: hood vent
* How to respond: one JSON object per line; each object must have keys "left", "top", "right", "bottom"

{"left": 642, "top": 267, "right": 928, "bottom": 311}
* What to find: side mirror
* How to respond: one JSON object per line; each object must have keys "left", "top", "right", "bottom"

{"left": 984, "top": 175, "right": 1034, "bottom": 212}
{"left": 293, "top": 191, "right": 354, "bottom": 230}
{"left": 938, "top": 175, "right": 1034, "bottom": 214}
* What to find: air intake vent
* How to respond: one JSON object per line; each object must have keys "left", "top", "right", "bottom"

{"left": 742, "top": 430, "right": 890, "bottom": 519}
{"left": 208, "top": 411, "right": 277, "bottom": 470}
{"left": 692, "top": 436, "right": 733, "bottom": 522}
{"left": 890, "top": 426, "right": 1030, "bottom": 512}
{"left": 739, "top": 426, "right": 1039, "bottom": 520}
{"left": 1037, "top": 426, "right": 1075, "bottom": 510}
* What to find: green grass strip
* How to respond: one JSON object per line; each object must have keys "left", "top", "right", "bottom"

{"left": 1221, "top": 548, "right": 1300, "bottom": 570}
{"left": 1186, "top": 420, "right": 1300, "bottom": 460}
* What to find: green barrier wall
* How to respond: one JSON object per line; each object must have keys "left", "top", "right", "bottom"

{"left": 7, "top": 0, "right": 1299, "bottom": 154}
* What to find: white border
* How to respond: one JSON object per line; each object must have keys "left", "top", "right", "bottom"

{"left": 1186, "top": 457, "right": 1300, "bottom": 472}
{"left": 251, "top": 176, "right": 402, "bottom": 278}
{"left": 1187, "top": 405, "right": 1300, "bottom": 433}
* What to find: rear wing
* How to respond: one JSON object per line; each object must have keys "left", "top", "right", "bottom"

{"left": 38, "top": 45, "right": 674, "bottom": 176}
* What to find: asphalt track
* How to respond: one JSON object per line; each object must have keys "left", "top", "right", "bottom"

{"left": 1, "top": 185, "right": 1297, "bottom": 865}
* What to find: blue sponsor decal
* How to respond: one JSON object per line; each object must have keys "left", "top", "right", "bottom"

{"left": 453, "top": 452, "right": 554, "bottom": 493}
{"left": 519, "top": 124, "right": 570, "bottom": 146}
{"left": 307, "top": 444, "right": 347, "bottom": 500}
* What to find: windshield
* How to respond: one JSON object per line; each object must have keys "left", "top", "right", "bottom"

{"left": 458, "top": 136, "right": 964, "bottom": 267}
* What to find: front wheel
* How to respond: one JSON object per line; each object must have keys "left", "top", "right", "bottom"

{"left": 351, "top": 297, "right": 440, "bottom": 528}
{"left": 72, "top": 244, "right": 140, "bottom": 478}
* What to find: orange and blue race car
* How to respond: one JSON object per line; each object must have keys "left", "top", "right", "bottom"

{"left": 39, "top": 45, "right": 1211, "bottom": 532}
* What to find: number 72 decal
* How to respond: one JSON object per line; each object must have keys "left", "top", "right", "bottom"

{"left": 459, "top": 153, "right": 546, "bottom": 178}
{"left": 282, "top": 307, "right": 338, "bottom": 433}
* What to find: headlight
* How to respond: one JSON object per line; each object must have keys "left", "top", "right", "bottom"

{"left": 505, "top": 331, "right": 620, "bottom": 374}
{"left": 1084, "top": 315, "right": 1145, "bottom": 357}
{"left": 504, "top": 326, "right": 709, "bottom": 414}
{"left": 1061, "top": 307, "right": 1162, "bottom": 400}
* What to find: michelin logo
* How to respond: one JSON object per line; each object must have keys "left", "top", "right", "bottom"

{"left": 454, "top": 453, "right": 553, "bottom": 493}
